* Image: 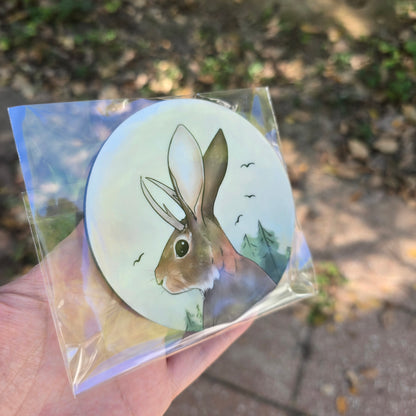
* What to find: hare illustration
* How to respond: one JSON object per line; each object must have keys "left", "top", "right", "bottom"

{"left": 140, "top": 125, "right": 276, "bottom": 328}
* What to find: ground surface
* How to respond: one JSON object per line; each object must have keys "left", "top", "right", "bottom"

{"left": 166, "top": 94, "right": 416, "bottom": 414}
{"left": 1, "top": 1, "right": 416, "bottom": 415}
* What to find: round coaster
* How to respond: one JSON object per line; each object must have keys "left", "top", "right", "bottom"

{"left": 85, "top": 98, "right": 295, "bottom": 330}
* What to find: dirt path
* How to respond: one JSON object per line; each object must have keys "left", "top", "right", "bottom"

{"left": 167, "top": 85, "right": 416, "bottom": 415}
{"left": 1, "top": 1, "right": 416, "bottom": 413}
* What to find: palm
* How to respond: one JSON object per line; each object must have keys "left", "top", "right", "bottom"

{"left": 0, "top": 226, "right": 249, "bottom": 416}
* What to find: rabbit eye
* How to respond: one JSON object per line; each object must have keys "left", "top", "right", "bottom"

{"left": 175, "top": 239, "right": 189, "bottom": 258}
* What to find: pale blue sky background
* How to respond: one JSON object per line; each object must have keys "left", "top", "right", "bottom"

{"left": 85, "top": 99, "right": 295, "bottom": 330}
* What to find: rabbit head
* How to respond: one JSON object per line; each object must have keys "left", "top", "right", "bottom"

{"left": 141, "top": 124, "right": 235, "bottom": 294}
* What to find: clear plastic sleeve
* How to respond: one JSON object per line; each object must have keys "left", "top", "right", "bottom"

{"left": 9, "top": 88, "right": 316, "bottom": 395}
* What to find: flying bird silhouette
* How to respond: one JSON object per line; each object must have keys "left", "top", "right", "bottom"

{"left": 133, "top": 252, "right": 144, "bottom": 266}
{"left": 240, "top": 162, "right": 255, "bottom": 168}
{"left": 234, "top": 214, "right": 243, "bottom": 225}
{"left": 244, "top": 194, "right": 256, "bottom": 198}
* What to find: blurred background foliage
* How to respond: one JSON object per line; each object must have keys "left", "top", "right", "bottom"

{"left": 1, "top": 0, "right": 415, "bottom": 103}
{"left": 0, "top": 0, "right": 415, "bottom": 283}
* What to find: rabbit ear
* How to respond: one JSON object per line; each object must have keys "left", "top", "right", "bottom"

{"left": 202, "top": 129, "right": 228, "bottom": 217}
{"left": 168, "top": 125, "right": 204, "bottom": 220}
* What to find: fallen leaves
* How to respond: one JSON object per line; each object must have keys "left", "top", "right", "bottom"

{"left": 1, "top": 0, "right": 415, "bottom": 290}
{"left": 277, "top": 59, "right": 306, "bottom": 82}
{"left": 349, "top": 190, "right": 364, "bottom": 202}
{"left": 345, "top": 369, "right": 360, "bottom": 395}
{"left": 335, "top": 104, "right": 416, "bottom": 200}
{"left": 149, "top": 60, "right": 183, "bottom": 94}
{"left": 360, "top": 366, "right": 379, "bottom": 380}
{"left": 333, "top": 367, "right": 380, "bottom": 413}
{"left": 373, "top": 137, "right": 399, "bottom": 154}
{"left": 336, "top": 395, "right": 348, "bottom": 415}
{"left": 406, "top": 247, "right": 416, "bottom": 260}
{"left": 402, "top": 104, "right": 416, "bottom": 124}
{"left": 348, "top": 139, "right": 370, "bottom": 160}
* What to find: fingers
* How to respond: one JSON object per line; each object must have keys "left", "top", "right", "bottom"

{"left": 0, "top": 262, "right": 45, "bottom": 303}
{"left": 2, "top": 217, "right": 251, "bottom": 406}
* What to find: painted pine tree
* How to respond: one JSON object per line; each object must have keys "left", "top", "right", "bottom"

{"left": 184, "top": 304, "right": 203, "bottom": 332}
{"left": 240, "top": 221, "right": 290, "bottom": 284}
{"left": 256, "top": 221, "right": 285, "bottom": 283}
{"left": 241, "top": 233, "right": 258, "bottom": 260}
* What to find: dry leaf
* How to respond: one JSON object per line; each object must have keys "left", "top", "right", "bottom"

{"left": 336, "top": 396, "right": 348, "bottom": 415}
{"left": 406, "top": 247, "right": 416, "bottom": 259}
{"left": 402, "top": 105, "right": 416, "bottom": 124}
{"left": 339, "top": 121, "right": 349, "bottom": 135}
{"left": 301, "top": 23, "right": 321, "bottom": 34}
{"left": 327, "top": 27, "right": 341, "bottom": 42}
{"left": 374, "top": 138, "right": 399, "bottom": 154}
{"left": 350, "top": 190, "right": 363, "bottom": 202}
{"left": 346, "top": 370, "right": 360, "bottom": 395}
{"left": 135, "top": 73, "right": 149, "bottom": 89}
{"left": 321, "top": 383, "right": 335, "bottom": 397}
{"left": 348, "top": 139, "right": 369, "bottom": 160}
{"left": 391, "top": 117, "right": 405, "bottom": 130}
{"left": 360, "top": 366, "right": 379, "bottom": 380}
{"left": 369, "top": 108, "right": 379, "bottom": 120}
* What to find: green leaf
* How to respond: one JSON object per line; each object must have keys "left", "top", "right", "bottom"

{"left": 105, "top": 0, "right": 122, "bottom": 13}
{"left": 248, "top": 61, "right": 264, "bottom": 79}
{"left": 0, "top": 37, "right": 10, "bottom": 51}
{"left": 378, "top": 40, "right": 395, "bottom": 54}
{"left": 404, "top": 40, "right": 416, "bottom": 58}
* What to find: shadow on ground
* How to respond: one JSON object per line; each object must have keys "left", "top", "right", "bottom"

{"left": 0, "top": 1, "right": 415, "bottom": 414}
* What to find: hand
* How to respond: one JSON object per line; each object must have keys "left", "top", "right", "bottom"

{"left": 0, "top": 224, "right": 250, "bottom": 416}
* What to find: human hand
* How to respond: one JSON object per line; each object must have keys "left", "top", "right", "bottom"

{"left": 0, "top": 224, "right": 250, "bottom": 416}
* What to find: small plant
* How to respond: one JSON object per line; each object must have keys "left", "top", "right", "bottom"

{"left": 404, "top": 40, "right": 416, "bottom": 60}
{"left": 333, "top": 52, "right": 352, "bottom": 70}
{"left": 248, "top": 61, "right": 264, "bottom": 81}
{"left": 358, "top": 36, "right": 416, "bottom": 103}
{"left": 104, "top": 0, "right": 122, "bottom": 14}
{"left": 74, "top": 29, "right": 118, "bottom": 46}
{"left": 355, "top": 121, "right": 373, "bottom": 143}
{"left": 201, "top": 52, "right": 237, "bottom": 88}
{"left": 307, "top": 261, "right": 346, "bottom": 326}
